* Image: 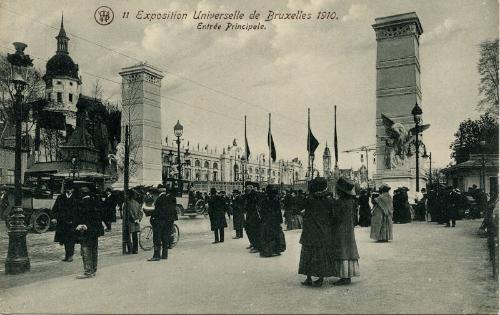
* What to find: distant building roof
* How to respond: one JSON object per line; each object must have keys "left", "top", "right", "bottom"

{"left": 441, "top": 154, "right": 499, "bottom": 174}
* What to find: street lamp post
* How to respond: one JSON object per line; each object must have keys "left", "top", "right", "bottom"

{"left": 174, "top": 120, "right": 184, "bottom": 194}
{"left": 5, "top": 42, "right": 33, "bottom": 274}
{"left": 408, "top": 102, "right": 429, "bottom": 192}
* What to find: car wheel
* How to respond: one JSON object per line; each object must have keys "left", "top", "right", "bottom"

{"left": 31, "top": 211, "right": 51, "bottom": 233}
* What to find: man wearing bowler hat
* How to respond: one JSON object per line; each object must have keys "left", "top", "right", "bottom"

{"left": 208, "top": 188, "right": 228, "bottom": 243}
{"left": 52, "top": 180, "right": 78, "bottom": 262}
{"left": 148, "top": 183, "right": 177, "bottom": 261}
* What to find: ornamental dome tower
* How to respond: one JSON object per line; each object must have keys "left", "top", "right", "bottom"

{"left": 323, "top": 141, "right": 332, "bottom": 178}
{"left": 42, "top": 13, "right": 82, "bottom": 127}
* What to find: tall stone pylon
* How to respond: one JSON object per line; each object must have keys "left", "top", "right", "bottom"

{"left": 117, "top": 62, "right": 164, "bottom": 187}
{"left": 372, "top": 12, "right": 426, "bottom": 197}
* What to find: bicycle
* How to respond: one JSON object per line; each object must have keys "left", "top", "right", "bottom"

{"left": 139, "top": 223, "right": 180, "bottom": 251}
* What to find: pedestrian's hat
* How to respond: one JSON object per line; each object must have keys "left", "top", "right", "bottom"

{"left": 157, "top": 184, "right": 166, "bottom": 191}
{"left": 336, "top": 177, "right": 355, "bottom": 196}
{"left": 379, "top": 183, "right": 391, "bottom": 193}
{"left": 309, "top": 177, "right": 328, "bottom": 194}
{"left": 245, "top": 181, "right": 259, "bottom": 189}
{"left": 65, "top": 180, "right": 74, "bottom": 189}
{"left": 266, "top": 184, "right": 279, "bottom": 194}
{"left": 210, "top": 187, "right": 217, "bottom": 195}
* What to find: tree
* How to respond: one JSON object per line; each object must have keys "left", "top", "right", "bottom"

{"left": 477, "top": 39, "right": 499, "bottom": 116}
{"left": 450, "top": 113, "right": 499, "bottom": 163}
{"left": 0, "top": 53, "right": 45, "bottom": 144}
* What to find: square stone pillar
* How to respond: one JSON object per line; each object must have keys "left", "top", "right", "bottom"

{"left": 116, "top": 62, "right": 164, "bottom": 187}
{"left": 372, "top": 12, "right": 426, "bottom": 199}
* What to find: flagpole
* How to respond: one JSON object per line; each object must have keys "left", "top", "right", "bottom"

{"left": 307, "top": 108, "right": 312, "bottom": 181}
{"left": 268, "top": 113, "right": 271, "bottom": 184}
{"left": 334, "top": 105, "right": 338, "bottom": 169}
{"left": 243, "top": 115, "right": 247, "bottom": 187}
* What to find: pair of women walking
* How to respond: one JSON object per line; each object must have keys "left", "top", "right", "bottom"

{"left": 298, "top": 177, "right": 360, "bottom": 287}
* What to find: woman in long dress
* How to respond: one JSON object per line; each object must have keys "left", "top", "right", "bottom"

{"left": 331, "top": 177, "right": 360, "bottom": 285}
{"left": 370, "top": 184, "right": 393, "bottom": 242}
{"left": 298, "top": 177, "right": 335, "bottom": 287}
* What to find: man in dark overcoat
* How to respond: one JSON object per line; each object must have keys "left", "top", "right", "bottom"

{"left": 52, "top": 180, "right": 78, "bottom": 262}
{"left": 75, "top": 186, "right": 104, "bottom": 279}
{"left": 231, "top": 190, "right": 245, "bottom": 239}
{"left": 208, "top": 188, "right": 228, "bottom": 243}
{"left": 149, "top": 184, "right": 177, "bottom": 261}
{"left": 444, "top": 186, "right": 459, "bottom": 227}
{"left": 101, "top": 188, "right": 117, "bottom": 231}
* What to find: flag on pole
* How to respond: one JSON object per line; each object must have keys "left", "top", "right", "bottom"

{"left": 268, "top": 114, "right": 276, "bottom": 162}
{"left": 244, "top": 115, "right": 251, "bottom": 160}
{"left": 334, "top": 105, "right": 339, "bottom": 166}
{"left": 307, "top": 122, "right": 319, "bottom": 155}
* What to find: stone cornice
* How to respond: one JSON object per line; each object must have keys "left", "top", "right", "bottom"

{"left": 376, "top": 85, "right": 422, "bottom": 98}
{"left": 376, "top": 56, "right": 421, "bottom": 72}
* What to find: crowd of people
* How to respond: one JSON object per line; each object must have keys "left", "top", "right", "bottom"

{"left": 7, "top": 174, "right": 495, "bottom": 283}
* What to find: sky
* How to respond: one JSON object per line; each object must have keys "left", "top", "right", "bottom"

{"left": 0, "top": 0, "right": 498, "bottom": 175}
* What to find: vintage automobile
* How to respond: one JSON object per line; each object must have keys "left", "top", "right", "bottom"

{"left": 164, "top": 178, "right": 207, "bottom": 218}
{"left": 2, "top": 185, "right": 55, "bottom": 233}
{"left": 3, "top": 174, "right": 100, "bottom": 233}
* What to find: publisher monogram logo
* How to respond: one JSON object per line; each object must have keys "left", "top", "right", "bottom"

{"left": 94, "top": 6, "right": 114, "bottom": 25}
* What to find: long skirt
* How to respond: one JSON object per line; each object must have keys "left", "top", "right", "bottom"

{"left": 332, "top": 259, "right": 360, "bottom": 278}
{"left": 298, "top": 245, "right": 336, "bottom": 277}
{"left": 260, "top": 223, "right": 286, "bottom": 257}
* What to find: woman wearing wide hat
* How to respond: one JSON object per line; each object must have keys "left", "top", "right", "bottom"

{"left": 259, "top": 185, "right": 286, "bottom": 257}
{"left": 331, "top": 177, "right": 360, "bottom": 285}
{"left": 298, "top": 177, "right": 335, "bottom": 287}
{"left": 370, "top": 183, "right": 393, "bottom": 242}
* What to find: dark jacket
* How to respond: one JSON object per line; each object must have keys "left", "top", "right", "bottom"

{"left": 53, "top": 192, "right": 78, "bottom": 244}
{"left": 153, "top": 192, "right": 178, "bottom": 222}
{"left": 232, "top": 195, "right": 245, "bottom": 230}
{"left": 101, "top": 193, "right": 117, "bottom": 222}
{"left": 75, "top": 195, "right": 105, "bottom": 242}
{"left": 331, "top": 196, "right": 360, "bottom": 260}
{"left": 208, "top": 195, "right": 228, "bottom": 230}
{"left": 244, "top": 191, "right": 261, "bottom": 226}
{"left": 261, "top": 195, "right": 283, "bottom": 226}
{"left": 299, "top": 191, "right": 334, "bottom": 247}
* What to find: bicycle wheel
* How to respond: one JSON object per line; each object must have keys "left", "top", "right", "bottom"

{"left": 139, "top": 225, "right": 154, "bottom": 251}
{"left": 171, "top": 224, "right": 180, "bottom": 248}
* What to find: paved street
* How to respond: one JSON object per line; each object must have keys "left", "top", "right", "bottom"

{"left": 0, "top": 218, "right": 498, "bottom": 314}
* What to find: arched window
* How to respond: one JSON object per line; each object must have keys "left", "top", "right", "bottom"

{"left": 204, "top": 161, "right": 210, "bottom": 169}
{"left": 195, "top": 160, "right": 201, "bottom": 167}
{"left": 213, "top": 162, "right": 218, "bottom": 169}
{"left": 185, "top": 160, "right": 191, "bottom": 166}
{"left": 272, "top": 170, "right": 276, "bottom": 176}
{"left": 195, "top": 172, "right": 201, "bottom": 181}
{"left": 249, "top": 167, "right": 253, "bottom": 174}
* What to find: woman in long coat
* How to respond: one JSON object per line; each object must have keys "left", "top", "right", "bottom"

{"left": 126, "top": 189, "right": 143, "bottom": 254}
{"left": 357, "top": 189, "right": 371, "bottom": 227}
{"left": 259, "top": 185, "right": 286, "bottom": 257}
{"left": 393, "top": 187, "right": 412, "bottom": 223}
{"left": 298, "top": 177, "right": 335, "bottom": 287}
{"left": 331, "top": 177, "right": 360, "bottom": 285}
{"left": 370, "top": 184, "right": 393, "bottom": 242}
